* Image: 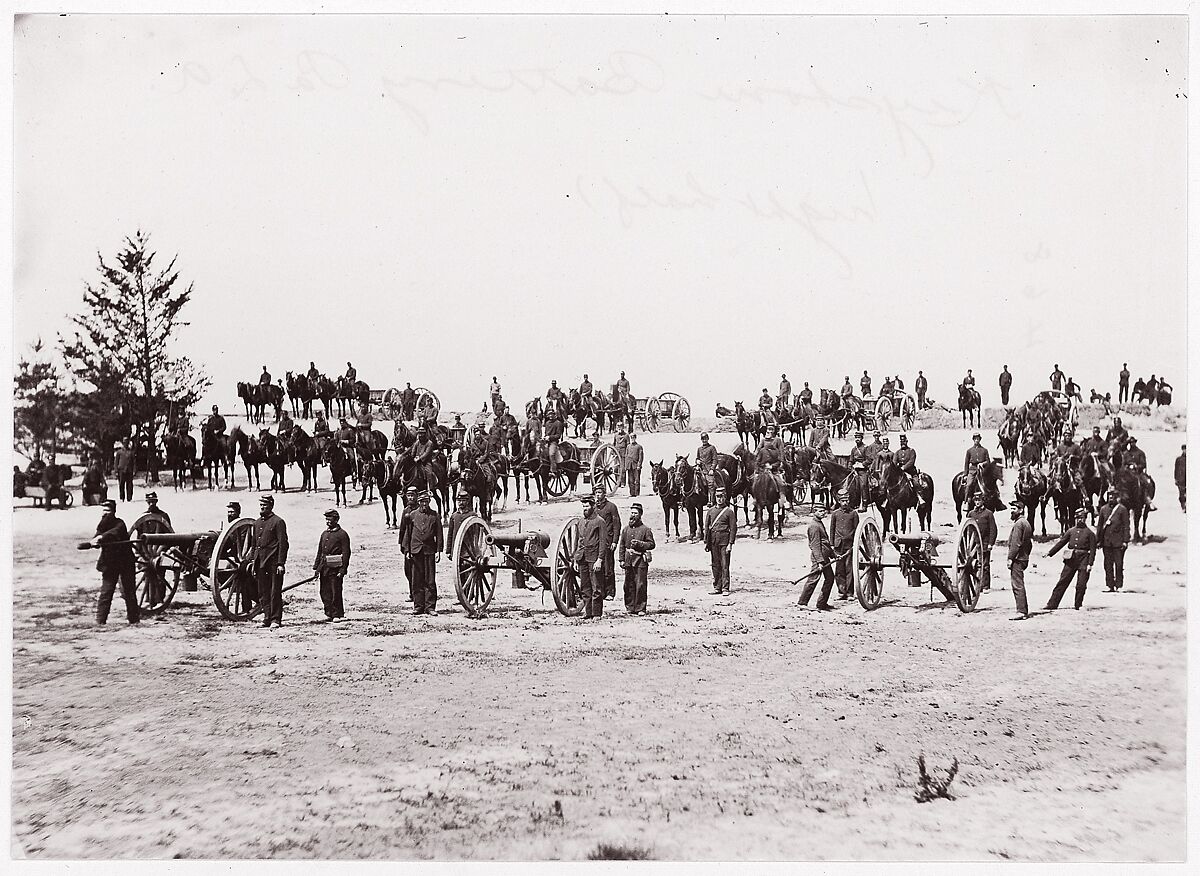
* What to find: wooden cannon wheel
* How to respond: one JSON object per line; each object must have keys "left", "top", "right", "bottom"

{"left": 851, "top": 515, "right": 885, "bottom": 610}
{"left": 589, "top": 444, "right": 621, "bottom": 495}
{"left": 551, "top": 518, "right": 584, "bottom": 617}
{"left": 545, "top": 442, "right": 580, "bottom": 498}
{"left": 210, "top": 518, "right": 259, "bottom": 621}
{"left": 131, "top": 514, "right": 180, "bottom": 615}
{"left": 952, "top": 518, "right": 985, "bottom": 613}
{"left": 451, "top": 515, "right": 499, "bottom": 617}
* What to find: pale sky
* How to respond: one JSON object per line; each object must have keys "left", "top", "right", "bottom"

{"left": 13, "top": 14, "right": 1188, "bottom": 415}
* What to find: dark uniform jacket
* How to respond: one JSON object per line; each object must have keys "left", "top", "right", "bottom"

{"left": 1095, "top": 502, "right": 1129, "bottom": 547}
{"left": 1019, "top": 441, "right": 1042, "bottom": 466}
{"left": 573, "top": 514, "right": 609, "bottom": 565}
{"left": 865, "top": 441, "right": 884, "bottom": 466}
{"left": 580, "top": 379, "right": 593, "bottom": 395}
{"left": 1007, "top": 517, "right": 1033, "bottom": 564}
{"left": 799, "top": 387, "right": 813, "bottom": 403}
{"left": 894, "top": 447, "right": 917, "bottom": 473}
{"left": 114, "top": 447, "right": 136, "bottom": 474}
{"left": 848, "top": 443, "right": 869, "bottom": 467}
{"left": 967, "top": 507, "right": 997, "bottom": 550}
{"left": 1124, "top": 447, "right": 1147, "bottom": 469}
{"left": 964, "top": 444, "right": 989, "bottom": 471}
{"left": 314, "top": 526, "right": 351, "bottom": 573}
{"left": 696, "top": 443, "right": 717, "bottom": 469}
{"left": 402, "top": 507, "right": 443, "bottom": 555}
{"left": 619, "top": 522, "right": 656, "bottom": 566}
{"left": 260, "top": 370, "right": 272, "bottom": 385}
{"left": 252, "top": 512, "right": 289, "bottom": 570}
{"left": 829, "top": 508, "right": 858, "bottom": 553}
{"left": 446, "top": 510, "right": 473, "bottom": 557}
{"left": 999, "top": 370, "right": 1012, "bottom": 389}
{"left": 1056, "top": 442, "right": 1082, "bottom": 465}
{"left": 205, "top": 413, "right": 226, "bottom": 435}
{"left": 94, "top": 515, "right": 135, "bottom": 571}
{"left": 807, "top": 519, "right": 832, "bottom": 564}
{"left": 1080, "top": 436, "right": 1106, "bottom": 456}
{"left": 624, "top": 443, "right": 644, "bottom": 469}
{"left": 779, "top": 379, "right": 792, "bottom": 396}
{"left": 704, "top": 504, "right": 738, "bottom": 548}
{"left": 1175, "top": 453, "right": 1186, "bottom": 487}
{"left": 544, "top": 418, "right": 564, "bottom": 442}
{"left": 615, "top": 431, "right": 630, "bottom": 459}
{"left": 1048, "top": 524, "right": 1097, "bottom": 567}
{"left": 915, "top": 376, "right": 928, "bottom": 392}
{"left": 594, "top": 498, "right": 621, "bottom": 551}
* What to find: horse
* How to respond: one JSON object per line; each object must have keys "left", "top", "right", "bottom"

{"left": 1014, "top": 464, "right": 1050, "bottom": 536}
{"left": 237, "top": 382, "right": 256, "bottom": 422}
{"left": 1113, "top": 465, "right": 1155, "bottom": 541}
{"left": 454, "top": 451, "right": 496, "bottom": 520}
{"left": 258, "top": 431, "right": 292, "bottom": 491}
{"left": 676, "top": 457, "right": 708, "bottom": 541}
{"left": 201, "top": 431, "right": 233, "bottom": 490}
{"left": 1046, "top": 456, "right": 1083, "bottom": 536}
{"left": 322, "top": 440, "right": 355, "bottom": 506}
{"left": 335, "top": 376, "right": 355, "bottom": 418}
{"left": 317, "top": 376, "right": 336, "bottom": 418}
{"left": 285, "top": 372, "right": 303, "bottom": 418}
{"left": 997, "top": 410, "right": 1021, "bottom": 468}
{"left": 567, "top": 389, "right": 595, "bottom": 439}
{"left": 649, "top": 460, "right": 683, "bottom": 539}
{"left": 290, "top": 427, "right": 322, "bottom": 493}
{"left": 787, "top": 445, "right": 821, "bottom": 508}
{"left": 951, "top": 459, "right": 1005, "bottom": 522}
{"left": 958, "top": 383, "right": 982, "bottom": 428}
{"left": 365, "top": 456, "right": 402, "bottom": 526}
{"left": 748, "top": 460, "right": 787, "bottom": 539}
{"left": 733, "top": 402, "right": 760, "bottom": 449}
{"left": 875, "top": 462, "right": 934, "bottom": 534}
{"left": 164, "top": 433, "right": 197, "bottom": 490}
{"left": 238, "top": 430, "right": 266, "bottom": 491}
{"left": 394, "top": 448, "right": 451, "bottom": 518}
{"left": 1079, "top": 451, "right": 1111, "bottom": 522}
{"left": 226, "top": 425, "right": 250, "bottom": 489}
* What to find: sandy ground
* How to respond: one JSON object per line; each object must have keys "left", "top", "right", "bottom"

{"left": 10, "top": 425, "right": 1186, "bottom": 861}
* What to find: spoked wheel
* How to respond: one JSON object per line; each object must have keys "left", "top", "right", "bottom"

{"left": 551, "top": 518, "right": 583, "bottom": 616}
{"left": 900, "top": 394, "right": 917, "bottom": 431}
{"left": 852, "top": 515, "right": 886, "bottom": 610}
{"left": 672, "top": 397, "right": 692, "bottom": 432}
{"left": 645, "top": 398, "right": 661, "bottom": 432}
{"left": 210, "top": 518, "right": 259, "bottom": 621}
{"left": 452, "top": 515, "right": 498, "bottom": 617}
{"left": 953, "top": 518, "right": 984, "bottom": 613}
{"left": 589, "top": 444, "right": 621, "bottom": 495}
{"left": 546, "top": 469, "right": 570, "bottom": 497}
{"left": 874, "top": 396, "right": 894, "bottom": 433}
{"left": 134, "top": 545, "right": 180, "bottom": 615}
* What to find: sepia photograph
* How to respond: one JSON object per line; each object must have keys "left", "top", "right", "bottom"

{"left": 7, "top": 6, "right": 1192, "bottom": 864}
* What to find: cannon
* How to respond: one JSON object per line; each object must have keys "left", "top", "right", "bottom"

{"left": 450, "top": 515, "right": 581, "bottom": 617}
{"left": 851, "top": 516, "right": 985, "bottom": 613}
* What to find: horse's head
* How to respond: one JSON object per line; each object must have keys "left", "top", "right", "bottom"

{"left": 650, "top": 461, "right": 668, "bottom": 493}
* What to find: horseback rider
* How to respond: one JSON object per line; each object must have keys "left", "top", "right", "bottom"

{"left": 1020, "top": 435, "right": 1043, "bottom": 470}
{"left": 307, "top": 361, "right": 320, "bottom": 382}
{"left": 758, "top": 388, "right": 773, "bottom": 412}
{"left": 335, "top": 417, "right": 355, "bottom": 447}
{"left": 799, "top": 382, "right": 813, "bottom": 406}
{"left": 697, "top": 432, "right": 718, "bottom": 504}
{"left": 1106, "top": 416, "right": 1129, "bottom": 449}
{"left": 546, "top": 380, "right": 565, "bottom": 415}
{"left": 313, "top": 411, "right": 330, "bottom": 436}
{"left": 417, "top": 396, "right": 437, "bottom": 430}
{"left": 449, "top": 414, "right": 467, "bottom": 447}
{"left": 278, "top": 408, "right": 295, "bottom": 438}
{"left": 345, "top": 362, "right": 356, "bottom": 383}
{"left": 841, "top": 376, "right": 854, "bottom": 400}
{"left": 894, "top": 433, "right": 918, "bottom": 475}
{"left": 963, "top": 432, "right": 990, "bottom": 497}
{"left": 1081, "top": 426, "right": 1107, "bottom": 457}
{"left": 962, "top": 369, "right": 975, "bottom": 391}
{"left": 203, "top": 404, "right": 226, "bottom": 441}
{"left": 848, "top": 431, "right": 869, "bottom": 469}
{"left": 807, "top": 421, "right": 832, "bottom": 458}
{"left": 864, "top": 430, "right": 884, "bottom": 468}
{"left": 874, "top": 437, "right": 894, "bottom": 474}
{"left": 259, "top": 365, "right": 272, "bottom": 386}
{"left": 579, "top": 373, "right": 593, "bottom": 397}
{"left": 1123, "top": 436, "right": 1147, "bottom": 472}
{"left": 757, "top": 424, "right": 784, "bottom": 468}
{"left": 355, "top": 400, "right": 373, "bottom": 435}
{"left": 1055, "top": 430, "right": 1083, "bottom": 471}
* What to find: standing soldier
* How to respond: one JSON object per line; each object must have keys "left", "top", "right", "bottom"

{"left": 397, "top": 486, "right": 419, "bottom": 601}
{"left": 619, "top": 502, "right": 656, "bottom": 615}
{"left": 400, "top": 382, "right": 416, "bottom": 421}
{"left": 141, "top": 491, "right": 172, "bottom": 529}
{"left": 963, "top": 432, "right": 990, "bottom": 498}
{"left": 226, "top": 501, "right": 241, "bottom": 525}
{"left": 1174, "top": 444, "right": 1186, "bottom": 512}
{"left": 1044, "top": 508, "right": 1096, "bottom": 610}
{"left": 778, "top": 373, "right": 792, "bottom": 408}
{"left": 573, "top": 494, "right": 609, "bottom": 618}
{"left": 497, "top": 405, "right": 521, "bottom": 458}
{"left": 1006, "top": 500, "right": 1033, "bottom": 620}
{"left": 1065, "top": 376, "right": 1081, "bottom": 401}
{"left": 1049, "top": 364, "right": 1065, "bottom": 392}
{"left": 829, "top": 497, "right": 859, "bottom": 599}
{"left": 85, "top": 499, "right": 141, "bottom": 625}
{"left": 1145, "top": 374, "right": 1159, "bottom": 402}
{"left": 401, "top": 491, "right": 443, "bottom": 615}
{"left": 967, "top": 494, "right": 997, "bottom": 592}
{"left": 915, "top": 370, "right": 928, "bottom": 409}
{"left": 114, "top": 438, "right": 136, "bottom": 502}
{"left": 1095, "top": 489, "right": 1129, "bottom": 592}
{"left": 704, "top": 487, "right": 737, "bottom": 595}
{"left": 999, "top": 366, "right": 1013, "bottom": 406}
{"left": 313, "top": 509, "right": 351, "bottom": 622}
{"left": 345, "top": 362, "right": 357, "bottom": 383}
{"left": 614, "top": 425, "right": 630, "bottom": 489}
{"left": 624, "top": 434, "right": 644, "bottom": 498}
{"left": 616, "top": 370, "right": 631, "bottom": 402}
{"left": 848, "top": 461, "right": 871, "bottom": 512}
{"left": 798, "top": 506, "right": 835, "bottom": 611}
{"left": 799, "top": 382, "right": 813, "bottom": 406}
{"left": 259, "top": 365, "right": 272, "bottom": 387}
{"left": 489, "top": 376, "right": 502, "bottom": 413}
{"left": 1118, "top": 363, "right": 1131, "bottom": 404}
{"left": 592, "top": 484, "right": 622, "bottom": 601}
{"left": 252, "top": 495, "right": 289, "bottom": 629}
{"left": 696, "top": 432, "right": 718, "bottom": 505}
{"left": 446, "top": 492, "right": 473, "bottom": 558}
{"left": 860, "top": 370, "right": 872, "bottom": 397}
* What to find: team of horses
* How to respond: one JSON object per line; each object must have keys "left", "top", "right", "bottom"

{"left": 236, "top": 374, "right": 371, "bottom": 425}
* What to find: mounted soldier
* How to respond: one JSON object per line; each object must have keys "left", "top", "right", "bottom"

{"left": 848, "top": 431, "right": 869, "bottom": 469}
{"left": 546, "top": 380, "right": 565, "bottom": 416}
{"left": 963, "top": 432, "right": 990, "bottom": 497}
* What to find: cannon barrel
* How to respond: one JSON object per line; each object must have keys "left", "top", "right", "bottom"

{"left": 486, "top": 531, "right": 551, "bottom": 550}
{"left": 889, "top": 532, "right": 944, "bottom": 548}
{"left": 140, "top": 531, "right": 219, "bottom": 546}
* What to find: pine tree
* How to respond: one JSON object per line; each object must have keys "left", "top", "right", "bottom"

{"left": 60, "top": 230, "right": 210, "bottom": 478}
{"left": 13, "top": 340, "right": 66, "bottom": 459}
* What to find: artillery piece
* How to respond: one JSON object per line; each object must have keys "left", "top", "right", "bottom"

{"left": 851, "top": 516, "right": 985, "bottom": 613}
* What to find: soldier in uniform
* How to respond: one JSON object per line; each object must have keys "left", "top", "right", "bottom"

{"left": 696, "top": 432, "right": 718, "bottom": 505}
{"left": 579, "top": 373, "right": 593, "bottom": 397}
{"left": 449, "top": 414, "right": 467, "bottom": 447}
{"left": 574, "top": 494, "right": 609, "bottom": 618}
{"left": 860, "top": 371, "right": 872, "bottom": 397}
{"left": 401, "top": 491, "right": 443, "bottom": 615}
{"left": 204, "top": 404, "right": 226, "bottom": 441}
{"left": 141, "top": 491, "right": 172, "bottom": 529}
{"left": 616, "top": 371, "right": 630, "bottom": 401}
{"left": 962, "top": 369, "right": 976, "bottom": 391}
{"left": 1019, "top": 436, "right": 1043, "bottom": 469}
{"left": 1081, "top": 426, "right": 1107, "bottom": 457}
{"left": 593, "top": 484, "right": 622, "bottom": 601}
{"left": 335, "top": 418, "right": 355, "bottom": 446}
{"left": 445, "top": 492, "right": 474, "bottom": 559}
{"left": 915, "top": 371, "right": 928, "bottom": 409}
{"left": 354, "top": 400, "right": 373, "bottom": 439}
{"left": 345, "top": 362, "right": 357, "bottom": 383}
{"left": 226, "top": 501, "right": 242, "bottom": 525}
{"left": 799, "top": 382, "right": 813, "bottom": 406}
{"left": 840, "top": 376, "right": 854, "bottom": 400}
{"left": 1006, "top": 500, "right": 1033, "bottom": 619}
{"left": 874, "top": 437, "right": 894, "bottom": 475}
{"left": 963, "top": 432, "right": 990, "bottom": 498}
{"left": 1049, "top": 364, "right": 1065, "bottom": 391}
{"left": 543, "top": 411, "right": 564, "bottom": 476}
{"left": 778, "top": 374, "right": 792, "bottom": 408}
{"left": 1174, "top": 444, "right": 1186, "bottom": 512}
{"left": 848, "top": 461, "right": 872, "bottom": 512}
{"left": 546, "top": 380, "right": 565, "bottom": 415}
{"left": 1118, "top": 363, "right": 1131, "bottom": 404}
{"left": 313, "top": 411, "right": 330, "bottom": 436}
{"left": 864, "top": 431, "right": 885, "bottom": 468}
{"left": 1045, "top": 508, "right": 1096, "bottom": 610}
{"left": 879, "top": 375, "right": 896, "bottom": 398}
{"left": 614, "top": 424, "right": 630, "bottom": 488}
{"left": 489, "top": 376, "right": 502, "bottom": 413}
{"left": 1123, "top": 436, "right": 1147, "bottom": 471}
{"left": 1105, "top": 416, "right": 1128, "bottom": 450}
{"left": 967, "top": 494, "right": 997, "bottom": 591}
{"left": 624, "top": 434, "right": 644, "bottom": 497}
{"left": 114, "top": 438, "right": 136, "bottom": 502}
{"left": 829, "top": 497, "right": 859, "bottom": 600}
{"left": 848, "top": 432, "right": 869, "bottom": 469}
{"left": 307, "top": 361, "right": 320, "bottom": 383}
{"left": 497, "top": 406, "right": 520, "bottom": 458}
{"left": 1095, "top": 488, "right": 1129, "bottom": 592}
{"left": 259, "top": 365, "right": 272, "bottom": 387}
{"left": 313, "top": 509, "right": 351, "bottom": 622}
{"left": 399, "top": 383, "right": 416, "bottom": 421}
{"left": 397, "top": 486, "right": 419, "bottom": 601}
{"left": 1055, "top": 431, "right": 1083, "bottom": 471}
{"left": 758, "top": 388, "right": 773, "bottom": 412}
{"left": 704, "top": 487, "right": 737, "bottom": 595}
{"left": 999, "top": 366, "right": 1013, "bottom": 406}
{"left": 87, "top": 499, "right": 141, "bottom": 625}
{"left": 619, "top": 503, "right": 657, "bottom": 615}
{"left": 894, "top": 434, "right": 918, "bottom": 475}
{"left": 758, "top": 424, "right": 784, "bottom": 467}
{"left": 252, "top": 495, "right": 289, "bottom": 628}
{"left": 798, "top": 506, "right": 835, "bottom": 611}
